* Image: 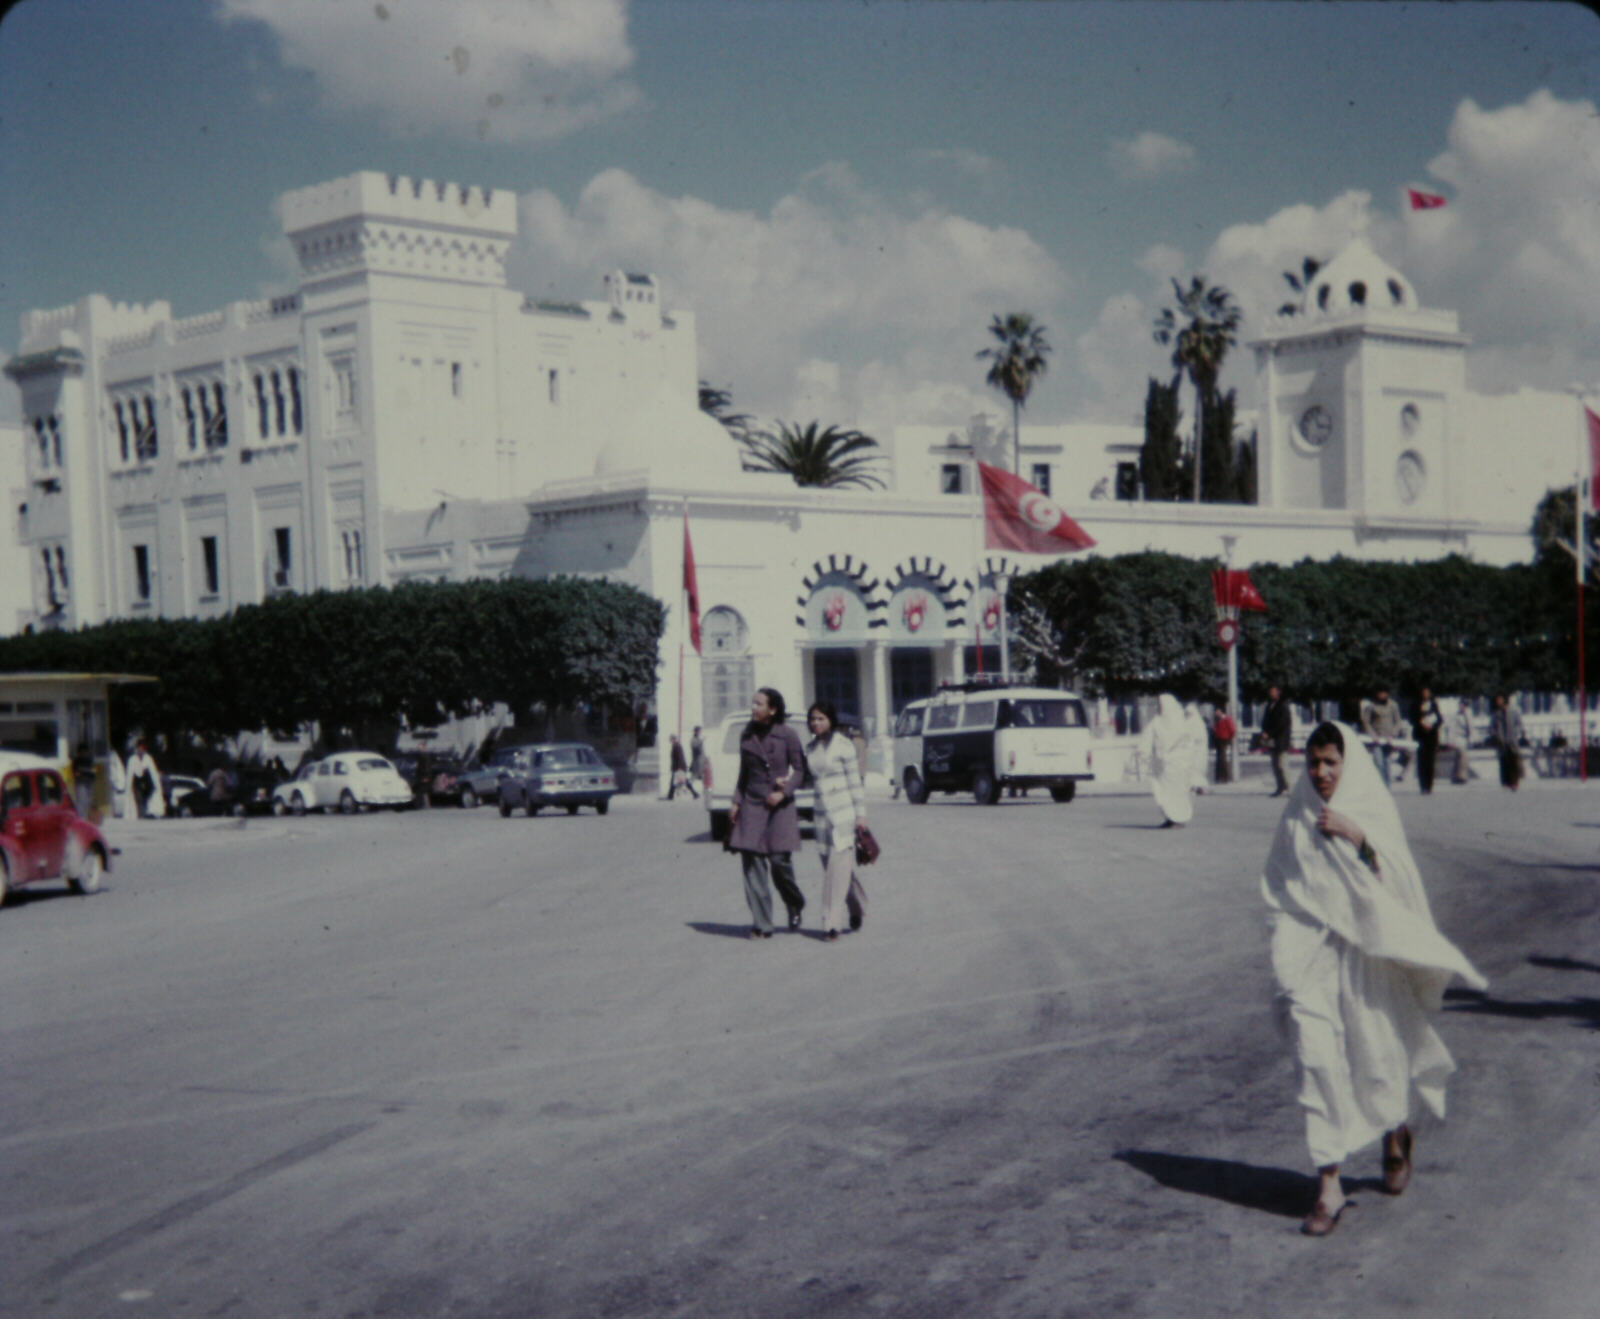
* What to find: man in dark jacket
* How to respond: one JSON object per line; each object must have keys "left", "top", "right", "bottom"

{"left": 1411, "top": 687, "right": 1444, "bottom": 794}
{"left": 1261, "top": 685, "right": 1293, "bottom": 796}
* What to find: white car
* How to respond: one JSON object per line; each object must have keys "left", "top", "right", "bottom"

{"left": 271, "top": 752, "right": 413, "bottom": 815}
{"left": 704, "top": 712, "right": 815, "bottom": 842}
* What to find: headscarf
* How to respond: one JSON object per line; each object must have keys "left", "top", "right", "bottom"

{"left": 1262, "top": 722, "right": 1486, "bottom": 1007}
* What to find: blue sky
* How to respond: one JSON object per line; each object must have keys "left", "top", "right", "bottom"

{"left": 2, "top": 0, "right": 1598, "bottom": 435}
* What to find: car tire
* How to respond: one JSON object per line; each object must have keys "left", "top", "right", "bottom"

{"left": 340, "top": 790, "right": 358, "bottom": 815}
{"left": 904, "top": 768, "right": 929, "bottom": 805}
{"left": 291, "top": 792, "right": 307, "bottom": 817}
{"left": 526, "top": 801, "right": 539, "bottom": 817}
{"left": 0, "top": 857, "right": 9, "bottom": 907}
{"left": 461, "top": 787, "right": 479, "bottom": 810}
{"left": 566, "top": 804, "right": 579, "bottom": 816}
{"left": 178, "top": 800, "right": 195, "bottom": 818}
{"left": 973, "top": 768, "right": 1000, "bottom": 806}
{"left": 69, "top": 847, "right": 104, "bottom": 895}
{"left": 596, "top": 799, "right": 609, "bottom": 816}
{"left": 499, "top": 797, "right": 513, "bottom": 818}
{"left": 1050, "top": 783, "right": 1077, "bottom": 803}
{"left": 273, "top": 798, "right": 288, "bottom": 816}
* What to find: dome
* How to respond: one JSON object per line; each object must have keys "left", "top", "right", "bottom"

{"left": 593, "top": 383, "right": 755, "bottom": 489}
{"left": 1302, "top": 237, "right": 1417, "bottom": 319}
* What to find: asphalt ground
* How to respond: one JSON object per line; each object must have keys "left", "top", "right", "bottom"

{"left": 2, "top": 779, "right": 1596, "bottom": 1319}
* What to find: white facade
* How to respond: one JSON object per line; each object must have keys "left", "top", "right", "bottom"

{"left": 5, "top": 179, "right": 1585, "bottom": 786}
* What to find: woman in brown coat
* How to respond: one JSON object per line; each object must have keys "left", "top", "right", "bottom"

{"left": 728, "top": 687, "right": 808, "bottom": 938}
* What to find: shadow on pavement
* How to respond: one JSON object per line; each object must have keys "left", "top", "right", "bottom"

{"left": 1104, "top": 823, "right": 1177, "bottom": 831}
{"left": 687, "top": 921, "right": 763, "bottom": 940}
{"left": 1113, "top": 1150, "right": 1312, "bottom": 1218}
{"left": 1443, "top": 988, "right": 1600, "bottom": 1030}
{"left": 1528, "top": 954, "right": 1600, "bottom": 974}
{"left": 0, "top": 885, "right": 85, "bottom": 909}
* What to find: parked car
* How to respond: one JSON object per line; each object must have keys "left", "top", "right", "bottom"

{"left": 456, "top": 745, "right": 538, "bottom": 809}
{"left": 496, "top": 743, "right": 619, "bottom": 817}
{"left": 270, "top": 753, "right": 413, "bottom": 815}
{"left": 704, "top": 712, "right": 815, "bottom": 843}
{"left": 896, "top": 681, "right": 1094, "bottom": 805}
{"left": 174, "top": 766, "right": 285, "bottom": 818}
{"left": 391, "top": 750, "right": 466, "bottom": 805}
{"left": 1, "top": 751, "right": 112, "bottom": 904}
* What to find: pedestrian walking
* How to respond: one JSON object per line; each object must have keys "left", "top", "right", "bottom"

{"left": 665, "top": 734, "right": 699, "bottom": 800}
{"left": 1360, "top": 687, "right": 1405, "bottom": 786}
{"left": 1262, "top": 722, "right": 1486, "bottom": 1236}
{"left": 1145, "top": 695, "right": 1199, "bottom": 826}
{"left": 1211, "top": 706, "right": 1237, "bottom": 785}
{"left": 1411, "top": 688, "right": 1443, "bottom": 794}
{"left": 1450, "top": 700, "right": 1474, "bottom": 784}
{"left": 70, "top": 740, "right": 97, "bottom": 817}
{"left": 107, "top": 746, "right": 128, "bottom": 819}
{"left": 1490, "top": 694, "right": 1523, "bottom": 790}
{"left": 688, "top": 725, "right": 706, "bottom": 789}
{"left": 126, "top": 740, "right": 163, "bottom": 819}
{"left": 727, "top": 688, "right": 807, "bottom": 938}
{"left": 805, "top": 701, "right": 868, "bottom": 941}
{"left": 1262, "top": 685, "right": 1293, "bottom": 796}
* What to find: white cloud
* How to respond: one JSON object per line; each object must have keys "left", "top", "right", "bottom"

{"left": 215, "top": 0, "right": 637, "bottom": 141}
{"left": 911, "top": 147, "right": 1001, "bottom": 178}
{"left": 1107, "top": 131, "right": 1197, "bottom": 183}
{"left": 510, "top": 165, "right": 1068, "bottom": 439}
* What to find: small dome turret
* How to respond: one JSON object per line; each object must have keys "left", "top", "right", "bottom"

{"left": 1301, "top": 237, "right": 1417, "bottom": 319}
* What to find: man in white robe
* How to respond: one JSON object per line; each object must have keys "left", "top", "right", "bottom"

{"left": 1262, "top": 721, "right": 1485, "bottom": 1235}
{"left": 1145, "top": 694, "right": 1198, "bottom": 826}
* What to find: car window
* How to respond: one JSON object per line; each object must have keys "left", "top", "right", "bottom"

{"left": 332, "top": 760, "right": 349, "bottom": 775}
{"left": 926, "top": 704, "right": 960, "bottom": 731}
{"left": 357, "top": 758, "right": 389, "bottom": 772}
{"left": 37, "top": 772, "right": 65, "bottom": 806}
{"left": 317, "top": 763, "right": 332, "bottom": 776}
{"left": 894, "top": 707, "right": 924, "bottom": 737}
{"left": 1, "top": 773, "right": 30, "bottom": 811}
{"left": 1005, "top": 699, "right": 1087, "bottom": 729}
{"left": 961, "top": 700, "right": 996, "bottom": 729}
{"left": 576, "top": 747, "right": 600, "bottom": 766}
{"left": 300, "top": 764, "right": 318, "bottom": 780}
{"left": 543, "top": 748, "right": 585, "bottom": 769}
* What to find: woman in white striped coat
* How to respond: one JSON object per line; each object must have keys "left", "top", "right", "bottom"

{"left": 805, "top": 700, "right": 867, "bottom": 942}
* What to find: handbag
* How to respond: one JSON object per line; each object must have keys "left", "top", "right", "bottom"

{"left": 854, "top": 822, "right": 880, "bottom": 867}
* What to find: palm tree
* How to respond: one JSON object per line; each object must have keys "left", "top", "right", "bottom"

{"left": 1276, "top": 256, "right": 1324, "bottom": 317}
{"left": 977, "top": 312, "right": 1051, "bottom": 475}
{"left": 698, "top": 381, "right": 753, "bottom": 442}
{"left": 738, "top": 421, "right": 885, "bottom": 490}
{"left": 1152, "top": 277, "right": 1242, "bottom": 502}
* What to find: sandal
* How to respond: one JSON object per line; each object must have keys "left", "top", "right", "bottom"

{"left": 1301, "top": 1198, "right": 1352, "bottom": 1237}
{"left": 1382, "top": 1125, "right": 1413, "bottom": 1196}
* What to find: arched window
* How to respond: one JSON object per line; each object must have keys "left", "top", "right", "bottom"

{"left": 1387, "top": 278, "right": 1405, "bottom": 305}
{"left": 272, "top": 370, "right": 286, "bottom": 435}
{"left": 255, "top": 373, "right": 270, "bottom": 439}
{"left": 288, "top": 366, "right": 303, "bottom": 434}
{"left": 114, "top": 401, "right": 129, "bottom": 463}
{"left": 1348, "top": 281, "right": 1367, "bottom": 307}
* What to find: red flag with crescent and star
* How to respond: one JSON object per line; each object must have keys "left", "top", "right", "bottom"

{"left": 978, "top": 461, "right": 1096, "bottom": 554}
{"left": 682, "top": 510, "right": 701, "bottom": 654}
{"left": 1406, "top": 187, "right": 1448, "bottom": 212}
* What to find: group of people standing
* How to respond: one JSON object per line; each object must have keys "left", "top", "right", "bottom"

{"left": 725, "top": 687, "right": 868, "bottom": 942}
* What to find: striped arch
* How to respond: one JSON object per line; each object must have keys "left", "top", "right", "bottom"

{"left": 885, "top": 556, "right": 968, "bottom": 632}
{"left": 963, "top": 555, "right": 1022, "bottom": 642}
{"left": 794, "top": 553, "right": 886, "bottom": 635}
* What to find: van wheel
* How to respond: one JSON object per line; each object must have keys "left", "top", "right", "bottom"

{"left": 499, "top": 797, "right": 513, "bottom": 818}
{"left": 973, "top": 769, "right": 1000, "bottom": 806}
{"left": 291, "top": 792, "right": 307, "bottom": 817}
{"left": 1050, "top": 783, "right": 1077, "bottom": 803}
{"left": 340, "top": 790, "right": 358, "bottom": 815}
{"left": 904, "top": 768, "right": 929, "bottom": 805}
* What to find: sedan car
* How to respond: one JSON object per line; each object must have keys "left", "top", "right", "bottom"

{"left": 497, "top": 743, "right": 619, "bottom": 817}
{"left": 1, "top": 751, "right": 111, "bottom": 904}
{"left": 456, "top": 745, "right": 536, "bottom": 809}
{"left": 271, "top": 752, "right": 413, "bottom": 815}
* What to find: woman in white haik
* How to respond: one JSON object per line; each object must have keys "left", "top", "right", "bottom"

{"left": 1145, "top": 694, "right": 1199, "bottom": 826}
{"left": 805, "top": 700, "right": 867, "bottom": 942}
{"left": 1263, "top": 722, "right": 1486, "bottom": 1237}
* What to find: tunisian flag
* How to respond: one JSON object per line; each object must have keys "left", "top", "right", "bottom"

{"left": 682, "top": 510, "right": 702, "bottom": 654}
{"left": 1212, "top": 568, "right": 1267, "bottom": 613}
{"left": 1406, "top": 187, "right": 1448, "bottom": 211}
{"left": 1587, "top": 407, "right": 1600, "bottom": 513}
{"left": 978, "top": 462, "right": 1096, "bottom": 554}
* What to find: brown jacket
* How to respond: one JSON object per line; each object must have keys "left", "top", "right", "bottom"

{"left": 727, "top": 721, "right": 806, "bottom": 855}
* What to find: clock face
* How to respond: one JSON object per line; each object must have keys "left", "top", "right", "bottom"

{"left": 1299, "top": 404, "right": 1333, "bottom": 448}
{"left": 1395, "top": 450, "right": 1426, "bottom": 505}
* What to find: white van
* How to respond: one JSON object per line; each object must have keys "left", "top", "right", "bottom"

{"left": 704, "top": 712, "right": 816, "bottom": 841}
{"left": 894, "top": 682, "right": 1094, "bottom": 805}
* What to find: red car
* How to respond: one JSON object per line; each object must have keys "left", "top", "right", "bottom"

{"left": 0, "top": 752, "right": 111, "bottom": 905}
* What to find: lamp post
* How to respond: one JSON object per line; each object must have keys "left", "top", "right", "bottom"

{"left": 1221, "top": 533, "right": 1240, "bottom": 783}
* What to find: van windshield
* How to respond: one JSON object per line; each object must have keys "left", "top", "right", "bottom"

{"left": 1002, "top": 699, "right": 1087, "bottom": 729}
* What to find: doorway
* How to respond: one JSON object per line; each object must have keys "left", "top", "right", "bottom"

{"left": 813, "top": 649, "right": 861, "bottom": 722}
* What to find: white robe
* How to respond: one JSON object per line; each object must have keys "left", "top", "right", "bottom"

{"left": 1146, "top": 694, "right": 1198, "bottom": 824}
{"left": 1262, "top": 723, "right": 1486, "bottom": 1167}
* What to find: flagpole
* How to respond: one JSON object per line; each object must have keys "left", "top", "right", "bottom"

{"left": 1576, "top": 396, "right": 1589, "bottom": 781}
{"left": 678, "top": 498, "right": 688, "bottom": 748}
{"left": 971, "top": 448, "right": 982, "bottom": 682}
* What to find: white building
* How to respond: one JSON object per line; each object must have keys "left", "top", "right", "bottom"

{"left": 5, "top": 174, "right": 1587, "bottom": 784}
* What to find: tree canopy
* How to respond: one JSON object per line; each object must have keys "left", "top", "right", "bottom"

{"left": 738, "top": 421, "right": 885, "bottom": 489}
{"left": 977, "top": 312, "right": 1051, "bottom": 475}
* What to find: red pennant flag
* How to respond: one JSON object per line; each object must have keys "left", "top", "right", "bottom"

{"left": 1587, "top": 407, "right": 1600, "bottom": 514}
{"left": 682, "top": 510, "right": 702, "bottom": 654}
{"left": 1212, "top": 568, "right": 1267, "bottom": 613}
{"left": 1406, "top": 187, "right": 1448, "bottom": 212}
{"left": 978, "top": 461, "right": 1095, "bottom": 554}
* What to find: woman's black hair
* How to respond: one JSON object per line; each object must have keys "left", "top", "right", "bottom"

{"left": 807, "top": 699, "right": 839, "bottom": 742}
{"left": 1306, "top": 722, "right": 1344, "bottom": 754}
{"left": 751, "top": 686, "right": 787, "bottom": 726}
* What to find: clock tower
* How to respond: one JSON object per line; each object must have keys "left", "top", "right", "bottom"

{"left": 1251, "top": 237, "right": 1470, "bottom": 522}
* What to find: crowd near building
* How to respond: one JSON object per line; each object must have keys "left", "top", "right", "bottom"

{"left": 5, "top": 171, "right": 1592, "bottom": 783}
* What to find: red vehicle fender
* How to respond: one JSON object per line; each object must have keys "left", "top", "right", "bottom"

{"left": 64, "top": 820, "right": 112, "bottom": 873}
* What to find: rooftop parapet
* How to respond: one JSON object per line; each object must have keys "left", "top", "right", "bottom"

{"left": 279, "top": 171, "right": 517, "bottom": 241}
{"left": 18, "top": 296, "right": 174, "bottom": 354}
